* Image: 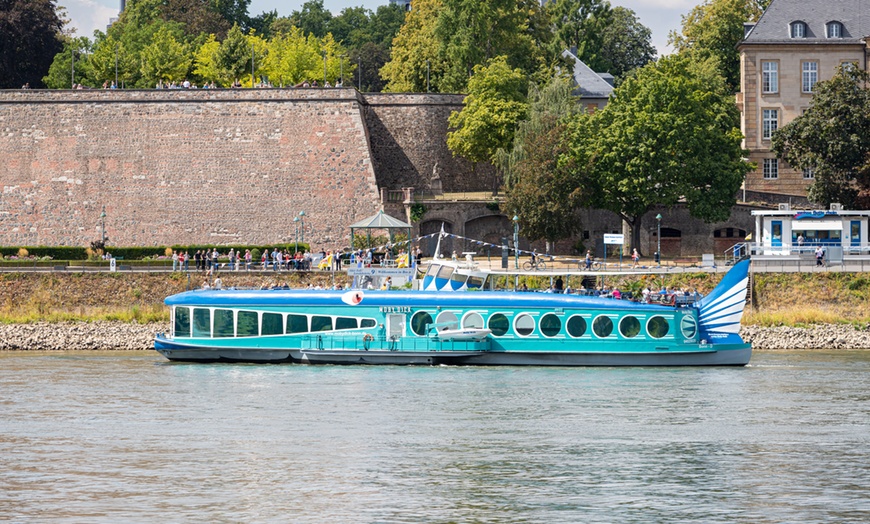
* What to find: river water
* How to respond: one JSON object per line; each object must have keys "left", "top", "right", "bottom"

{"left": 1, "top": 351, "right": 868, "bottom": 523}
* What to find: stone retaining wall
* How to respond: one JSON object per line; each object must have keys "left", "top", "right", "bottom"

{"left": 1, "top": 321, "right": 867, "bottom": 352}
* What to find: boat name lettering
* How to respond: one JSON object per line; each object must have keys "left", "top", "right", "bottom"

{"left": 380, "top": 306, "right": 411, "bottom": 313}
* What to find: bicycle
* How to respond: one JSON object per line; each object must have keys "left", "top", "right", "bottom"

{"left": 522, "top": 259, "right": 547, "bottom": 271}
{"left": 579, "top": 259, "right": 602, "bottom": 271}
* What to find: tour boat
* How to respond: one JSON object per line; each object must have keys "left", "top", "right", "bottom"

{"left": 153, "top": 260, "right": 752, "bottom": 366}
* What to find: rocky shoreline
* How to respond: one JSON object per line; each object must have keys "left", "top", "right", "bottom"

{"left": 1, "top": 321, "right": 869, "bottom": 352}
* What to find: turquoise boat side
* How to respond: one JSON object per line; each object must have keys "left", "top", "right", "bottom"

{"left": 155, "top": 260, "right": 752, "bottom": 366}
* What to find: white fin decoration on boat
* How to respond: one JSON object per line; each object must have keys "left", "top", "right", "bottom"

{"left": 696, "top": 260, "right": 750, "bottom": 335}
{"left": 341, "top": 290, "right": 364, "bottom": 305}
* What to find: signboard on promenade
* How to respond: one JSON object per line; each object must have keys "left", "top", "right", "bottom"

{"left": 603, "top": 234, "right": 625, "bottom": 245}
{"left": 347, "top": 267, "right": 416, "bottom": 278}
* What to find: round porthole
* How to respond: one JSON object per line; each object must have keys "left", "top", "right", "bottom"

{"left": 647, "top": 316, "right": 669, "bottom": 339}
{"left": 514, "top": 313, "right": 535, "bottom": 337}
{"left": 680, "top": 315, "right": 698, "bottom": 339}
{"left": 488, "top": 313, "right": 509, "bottom": 337}
{"left": 619, "top": 316, "right": 640, "bottom": 338}
{"left": 592, "top": 316, "right": 613, "bottom": 338}
{"left": 540, "top": 313, "right": 561, "bottom": 337}
{"left": 411, "top": 311, "right": 433, "bottom": 336}
{"left": 566, "top": 315, "right": 587, "bottom": 338}
{"left": 462, "top": 312, "right": 484, "bottom": 329}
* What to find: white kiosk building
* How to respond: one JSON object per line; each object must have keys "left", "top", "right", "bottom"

{"left": 751, "top": 204, "right": 870, "bottom": 265}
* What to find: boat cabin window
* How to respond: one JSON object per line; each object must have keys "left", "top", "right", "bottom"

{"left": 411, "top": 311, "right": 433, "bottom": 336}
{"left": 262, "top": 313, "right": 284, "bottom": 335}
{"left": 466, "top": 276, "right": 484, "bottom": 289}
{"left": 335, "top": 317, "right": 358, "bottom": 330}
{"left": 174, "top": 307, "right": 191, "bottom": 337}
{"left": 462, "top": 312, "right": 484, "bottom": 329}
{"left": 214, "top": 309, "right": 235, "bottom": 338}
{"left": 647, "top": 316, "right": 669, "bottom": 339}
{"left": 435, "top": 265, "right": 455, "bottom": 281}
{"left": 566, "top": 315, "right": 587, "bottom": 337}
{"left": 514, "top": 314, "right": 535, "bottom": 337}
{"left": 237, "top": 311, "right": 258, "bottom": 337}
{"left": 287, "top": 314, "right": 308, "bottom": 334}
{"left": 435, "top": 311, "right": 459, "bottom": 330}
{"left": 488, "top": 313, "right": 509, "bottom": 336}
{"left": 450, "top": 272, "right": 468, "bottom": 287}
{"left": 424, "top": 264, "right": 440, "bottom": 278}
{"left": 311, "top": 315, "right": 333, "bottom": 332}
{"left": 361, "top": 319, "right": 376, "bottom": 329}
{"left": 193, "top": 308, "right": 211, "bottom": 337}
{"left": 540, "top": 313, "right": 561, "bottom": 337}
{"left": 592, "top": 315, "right": 614, "bottom": 338}
{"left": 619, "top": 316, "right": 641, "bottom": 338}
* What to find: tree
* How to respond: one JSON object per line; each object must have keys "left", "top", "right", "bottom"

{"left": 668, "top": 0, "right": 764, "bottom": 92}
{"left": 597, "top": 7, "right": 656, "bottom": 83}
{"left": 381, "top": 0, "right": 444, "bottom": 92}
{"left": 290, "top": 0, "right": 332, "bottom": 39}
{"left": 562, "top": 55, "right": 752, "bottom": 254}
{"left": 0, "top": 0, "right": 65, "bottom": 88}
{"left": 447, "top": 56, "right": 528, "bottom": 167}
{"left": 545, "top": 0, "right": 611, "bottom": 74}
{"left": 435, "top": 0, "right": 541, "bottom": 93}
{"left": 350, "top": 42, "right": 385, "bottom": 91}
{"left": 161, "top": 0, "right": 231, "bottom": 39}
{"left": 216, "top": 23, "right": 252, "bottom": 84}
{"left": 140, "top": 25, "right": 192, "bottom": 85}
{"left": 43, "top": 36, "right": 92, "bottom": 88}
{"left": 502, "top": 78, "right": 585, "bottom": 246}
{"left": 772, "top": 66, "right": 870, "bottom": 209}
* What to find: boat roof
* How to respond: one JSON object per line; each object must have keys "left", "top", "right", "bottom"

{"left": 165, "top": 289, "right": 675, "bottom": 311}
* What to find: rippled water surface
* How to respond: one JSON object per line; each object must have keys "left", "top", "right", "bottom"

{"left": 2, "top": 351, "right": 869, "bottom": 523}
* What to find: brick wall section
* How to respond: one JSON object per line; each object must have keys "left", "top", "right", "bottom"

{"left": 363, "top": 93, "right": 497, "bottom": 192}
{"left": 0, "top": 88, "right": 380, "bottom": 247}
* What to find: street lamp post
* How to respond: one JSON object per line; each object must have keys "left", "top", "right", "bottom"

{"left": 340, "top": 54, "right": 345, "bottom": 86}
{"left": 293, "top": 216, "right": 299, "bottom": 254}
{"left": 358, "top": 57, "right": 362, "bottom": 91}
{"left": 655, "top": 213, "right": 662, "bottom": 266}
{"left": 512, "top": 215, "right": 519, "bottom": 269}
{"left": 323, "top": 52, "right": 327, "bottom": 86}
{"left": 426, "top": 59, "right": 430, "bottom": 92}
{"left": 100, "top": 206, "right": 107, "bottom": 244}
{"left": 299, "top": 211, "right": 306, "bottom": 244}
{"left": 114, "top": 44, "right": 118, "bottom": 88}
{"left": 252, "top": 44, "right": 255, "bottom": 87}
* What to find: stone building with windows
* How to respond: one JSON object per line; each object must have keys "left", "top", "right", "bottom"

{"left": 737, "top": 0, "right": 870, "bottom": 199}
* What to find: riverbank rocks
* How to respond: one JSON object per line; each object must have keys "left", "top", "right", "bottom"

{"left": 740, "top": 324, "right": 870, "bottom": 350}
{"left": 0, "top": 321, "right": 167, "bottom": 351}
{"left": 1, "top": 321, "right": 869, "bottom": 352}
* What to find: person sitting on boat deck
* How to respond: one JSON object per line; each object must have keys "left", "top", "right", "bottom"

{"left": 381, "top": 277, "right": 392, "bottom": 290}
{"left": 584, "top": 251, "right": 592, "bottom": 269}
{"left": 202, "top": 279, "right": 211, "bottom": 289}
{"left": 642, "top": 287, "right": 651, "bottom": 302}
{"left": 213, "top": 276, "right": 222, "bottom": 290}
{"left": 612, "top": 288, "right": 622, "bottom": 299}
{"left": 520, "top": 283, "right": 529, "bottom": 291}
{"left": 555, "top": 277, "right": 564, "bottom": 293}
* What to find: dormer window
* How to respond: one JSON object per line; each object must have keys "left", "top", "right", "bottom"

{"left": 790, "top": 21, "right": 807, "bottom": 38}
{"left": 827, "top": 21, "right": 843, "bottom": 38}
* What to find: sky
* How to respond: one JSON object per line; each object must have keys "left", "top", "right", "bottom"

{"left": 59, "top": 0, "right": 694, "bottom": 57}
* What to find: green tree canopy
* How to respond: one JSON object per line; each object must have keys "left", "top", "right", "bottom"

{"left": 501, "top": 77, "right": 585, "bottom": 247}
{"left": 140, "top": 24, "right": 192, "bottom": 84}
{"left": 597, "top": 6, "right": 656, "bottom": 83}
{"left": 380, "top": 0, "right": 444, "bottom": 92}
{"left": 43, "top": 36, "right": 93, "bottom": 88}
{"left": 447, "top": 56, "right": 528, "bottom": 167}
{"left": 0, "top": 0, "right": 64, "bottom": 88}
{"left": 562, "top": 55, "right": 752, "bottom": 253}
{"left": 772, "top": 66, "right": 870, "bottom": 209}
{"left": 668, "top": 0, "right": 764, "bottom": 92}
{"left": 545, "top": 0, "right": 612, "bottom": 74}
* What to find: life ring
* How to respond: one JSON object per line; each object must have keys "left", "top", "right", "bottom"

{"left": 363, "top": 333, "right": 374, "bottom": 342}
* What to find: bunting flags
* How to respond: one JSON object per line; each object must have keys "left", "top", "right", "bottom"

{"left": 354, "top": 232, "right": 554, "bottom": 259}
